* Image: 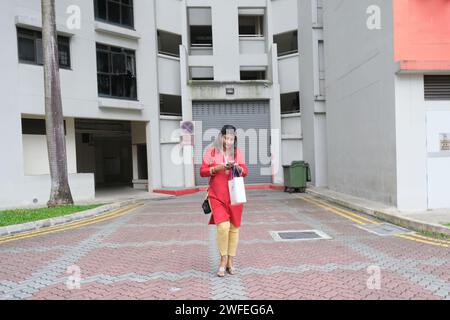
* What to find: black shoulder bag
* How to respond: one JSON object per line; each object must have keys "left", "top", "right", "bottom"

{"left": 202, "top": 148, "right": 215, "bottom": 215}
{"left": 202, "top": 190, "right": 212, "bottom": 215}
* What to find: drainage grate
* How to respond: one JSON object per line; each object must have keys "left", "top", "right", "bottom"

{"left": 270, "top": 230, "right": 332, "bottom": 241}
{"left": 356, "top": 223, "right": 412, "bottom": 236}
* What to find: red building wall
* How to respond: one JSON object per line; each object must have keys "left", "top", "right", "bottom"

{"left": 393, "top": 0, "right": 450, "bottom": 71}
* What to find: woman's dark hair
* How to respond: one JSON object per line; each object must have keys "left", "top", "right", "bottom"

{"left": 221, "top": 124, "right": 236, "bottom": 135}
{"left": 221, "top": 124, "right": 238, "bottom": 151}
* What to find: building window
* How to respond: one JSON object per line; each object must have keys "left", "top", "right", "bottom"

{"left": 157, "top": 30, "right": 182, "bottom": 57}
{"left": 240, "top": 69, "right": 266, "bottom": 80}
{"left": 22, "top": 118, "right": 66, "bottom": 135}
{"left": 188, "top": 8, "right": 213, "bottom": 51}
{"left": 94, "top": 0, "right": 134, "bottom": 28}
{"left": 315, "top": 0, "right": 324, "bottom": 26}
{"left": 318, "top": 40, "right": 325, "bottom": 97}
{"left": 239, "top": 15, "right": 264, "bottom": 37}
{"left": 424, "top": 75, "right": 450, "bottom": 100}
{"left": 96, "top": 43, "right": 137, "bottom": 100}
{"left": 281, "top": 92, "right": 300, "bottom": 114}
{"left": 190, "top": 26, "right": 213, "bottom": 47}
{"left": 160, "top": 94, "right": 182, "bottom": 116}
{"left": 274, "top": 30, "right": 298, "bottom": 56}
{"left": 190, "top": 67, "right": 214, "bottom": 80}
{"left": 17, "top": 27, "right": 71, "bottom": 68}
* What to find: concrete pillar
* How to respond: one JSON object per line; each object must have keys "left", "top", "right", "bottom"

{"left": 0, "top": 2, "right": 25, "bottom": 208}
{"left": 141, "top": 0, "right": 162, "bottom": 191}
{"left": 180, "top": 44, "right": 196, "bottom": 188}
{"left": 132, "top": 145, "right": 138, "bottom": 181}
{"left": 146, "top": 121, "right": 162, "bottom": 190}
{"left": 269, "top": 43, "right": 283, "bottom": 184}
{"left": 298, "top": 0, "right": 328, "bottom": 187}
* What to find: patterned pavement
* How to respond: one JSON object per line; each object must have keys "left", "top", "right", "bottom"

{"left": 0, "top": 190, "right": 449, "bottom": 300}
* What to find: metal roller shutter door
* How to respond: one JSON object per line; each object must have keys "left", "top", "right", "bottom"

{"left": 193, "top": 100, "right": 272, "bottom": 185}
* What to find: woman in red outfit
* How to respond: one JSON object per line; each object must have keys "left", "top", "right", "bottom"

{"left": 200, "top": 125, "right": 248, "bottom": 277}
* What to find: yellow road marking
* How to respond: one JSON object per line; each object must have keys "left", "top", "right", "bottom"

{"left": 396, "top": 234, "right": 449, "bottom": 248}
{"left": 0, "top": 203, "right": 143, "bottom": 244}
{"left": 298, "top": 194, "right": 449, "bottom": 248}
{"left": 407, "top": 233, "right": 450, "bottom": 245}
{"left": 0, "top": 203, "right": 144, "bottom": 245}
{"left": 305, "top": 196, "right": 378, "bottom": 224}
{"left": 0, "top": 204, "right": 141, "bottom": 244}
{"left": 301, "top": 196, "right": 367, "bottom": 225}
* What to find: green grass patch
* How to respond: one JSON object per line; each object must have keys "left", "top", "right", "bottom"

{"left": 445, "top": 223, "right": 450, "bottom": 228}
{"left": 0, "top": 204, "right": 103, "bottom": 227}
{"left": 418, "top": 230, "right": 450, "bottom": 241}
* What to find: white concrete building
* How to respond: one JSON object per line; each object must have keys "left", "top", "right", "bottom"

{"left": 2, "top": 0, "right": 449, "bottom": 213}
{"left": 299, "top": 0, "right": 450, "bottom": 211}
{"left": 0, "top": 0, "right": 302, "bottom": 208}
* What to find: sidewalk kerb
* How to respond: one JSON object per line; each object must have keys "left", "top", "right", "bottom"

{"left": 0, "top": 195, "right": 174, "bottom": 238}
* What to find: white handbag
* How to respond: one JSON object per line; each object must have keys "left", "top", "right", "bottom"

{"left": 228, "top": 167, "right": 247, "bottom": 205}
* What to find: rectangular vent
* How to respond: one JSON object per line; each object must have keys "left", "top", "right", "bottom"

{"left": 425, "top": 75, "right": 450, "bottom": 100}
{"left": 270, "top": 230, "right": 332, "bottom": 241}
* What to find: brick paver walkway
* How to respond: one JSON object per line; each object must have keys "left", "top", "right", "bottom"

{"left": 0, "top": 190, "right": 449, "bottom": 300}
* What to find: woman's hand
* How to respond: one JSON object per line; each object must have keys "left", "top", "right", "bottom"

{"left": 213, "top": 164, "right": 228, "bottom": 173}
{"left": 225, "top": 162, "right": 235, "bottom": 170}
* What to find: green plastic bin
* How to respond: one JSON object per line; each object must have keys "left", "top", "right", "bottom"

{"left": 283, "top": 161, "right": 311, "bottom": 193}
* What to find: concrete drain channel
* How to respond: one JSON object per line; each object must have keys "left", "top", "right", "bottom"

{"left": 270, "top": 230, "right": 332, "bottom": 242}
{"left": 269, "top": 223, "right": 413, "bottom": 242}
{"left": 355, "top": 223, "right": 413, "bottom": 236}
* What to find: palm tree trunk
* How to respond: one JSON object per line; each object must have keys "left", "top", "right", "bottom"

{"left": 42, "top": 0, "right": 74, "bottom": 207}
